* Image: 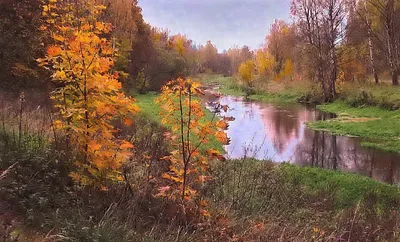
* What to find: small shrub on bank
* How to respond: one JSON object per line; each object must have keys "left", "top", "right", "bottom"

{"left": 339, "top": 82, "right": 400, "bottom": 110}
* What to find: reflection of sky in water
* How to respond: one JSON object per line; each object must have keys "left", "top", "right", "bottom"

{"left": 205, "top": 95, "right": 400, "bottom": 185}
{"left": 222, "top": 97, "right": 306, "bottom": 161}
{"left": 212, "top": 96, "right": 308, "bottom": 161}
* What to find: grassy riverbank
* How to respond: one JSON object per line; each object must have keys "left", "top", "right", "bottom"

{"left": 209, "top": 159, "right": 400, "bottom": 241}
{"left": 308, "top": 101, "right": 400, "bottom": 152}
{"left": 309, "top": 82, "right": 400, "bottom": 153}
{"left": 193, "top": 74, "right": 311, "bottom": 103}
{"left": 2, "top": 126, "right": 400, "bottom": 241}
{"left": 2, "top": 91, "right": 400, "bottom": 241}
{"left": 133, "top": 91, "right": 224, "bottom": 152}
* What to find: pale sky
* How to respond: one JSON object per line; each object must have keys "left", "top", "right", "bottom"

{"left": 138, "top": 0, "right": 291, "bottom": 52}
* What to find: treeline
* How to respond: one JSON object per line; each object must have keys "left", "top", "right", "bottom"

{"left": 230, "top": 0, "right": 400, "bottom": 102}
{"left": 0, "top": 0, "right": 256, "bottom": 94}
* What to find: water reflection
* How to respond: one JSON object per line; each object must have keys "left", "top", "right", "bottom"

{"left": 205, "top": 95, "right": 400, "bottom": 185}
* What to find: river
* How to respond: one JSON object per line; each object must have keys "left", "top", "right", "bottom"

{"left": 205, "top": 94, "right": 400, "bottom": 185}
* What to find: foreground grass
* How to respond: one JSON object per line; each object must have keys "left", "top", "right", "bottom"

{"left": 208, "top": 158, "right": 400, "bottom": 240}
{"left": 2, "top": 128, "right": 400, "bottom": 241}
{"left": 308, "top": 101, "right": 400, "bottom": 152}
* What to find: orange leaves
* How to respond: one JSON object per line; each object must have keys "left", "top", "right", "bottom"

{"left": 46, "top": 45, "right": 62, "bottom": 56}
{"left": 89, "top": 141, "right": 101, "bottom": 151}
{"left": 215, "top": 131, "right": 230, "bottom": 145}
{"left": 208, "top": 149, "right": 226, "bottom": 161}
{"left": 39, "top": 0, "right": 139, "bottom": 188}
{"left": 98, "top": 57, "right": 113, "bottom": 73}
{"left": 52, "top": 33, "right": 65, "bottom": 42}
{"left": 123, "top": 118, "right": 134, "bottom": 126}
{"left": 216, "top": 120, "right": 229, "bottom": 130}
{"left": 120, "top": 141, "right": 134, "bottom": 149}
{"left": 156, "top": 78, "right": 233, "bottom": 221}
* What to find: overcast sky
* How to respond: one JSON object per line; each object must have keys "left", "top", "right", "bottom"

{"left": 138, "top": 0, "right": 291, "bottom": 52}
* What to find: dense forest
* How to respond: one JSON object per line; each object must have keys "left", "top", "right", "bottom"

{"left": 1, "top": 0, "right": 400, "bottom": 241}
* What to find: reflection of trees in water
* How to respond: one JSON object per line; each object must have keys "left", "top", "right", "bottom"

{"left": 261, "top": 105, "right": 302, "bottom": 154}
{"left": 295, "top": 112, "right": 400, "bottom": 185}
{"left": 243, "top": 101, "right": 255, "bottom": 120}
{"left": 206, "top": 95, "right": 400, "bottom": 185}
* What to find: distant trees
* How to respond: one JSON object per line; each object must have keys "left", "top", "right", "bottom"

{"left": 130, "top": 26, "right": 187, "bottom": 92}
{"left": 198, "top": 40, "right": 219, "bottom": 73}
{"left": 227, "top": 45, "right": 254, "bottom": 75}
{"left": 0, "top": 0, "right": 47, "bottom": 91}
{"left": 255, "top": 49, "right": 276, "bottom": 77}
{"left": 228, "top": 0, "right": 400, "bottom": 102}
{"left": 267, "top": 20, "right": 296, "bottom": 78}
{"left": 238, "top": 59, "right": 256, "bottom": 91}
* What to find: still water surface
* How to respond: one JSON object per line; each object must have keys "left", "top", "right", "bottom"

{"left": 206, "top": 95, "right": 400, "bottom": 185}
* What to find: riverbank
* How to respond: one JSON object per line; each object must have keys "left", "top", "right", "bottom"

{"left": 2, "top": 123, "right": 400, "bottom": 240}
{"left": 2, "top": 89, "right": 400, "bottom": 240}
{"left": 308, "top": 101, "right": 400, "bottom": 153}
{"left": 197, "top": 74, "right": 400, "bottom": 153}
{"left": 192, "top": 74, "right": 311, "bottom": 103}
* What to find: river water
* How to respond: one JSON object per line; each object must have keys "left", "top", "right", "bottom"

{"left": 205, "top": 95, "right": 400, "bottom": 185}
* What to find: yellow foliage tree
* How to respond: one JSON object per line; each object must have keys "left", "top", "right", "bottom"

{"left": 155, "top": 78, "right": 229, "bottom": 215}
{"left": 275, "top": 59, "right": 293, "bottom": 81}
{"left": 238, "top": 60, "right": 255, "bottom": 87}
{"left": 171, "top": 34, "right": 187, "bottom": 56}
{"left": 255, "top": 50, "right": 276, "bottom": 76}
{"left": 38, "top": 0, "right": 139, "bottom": 187}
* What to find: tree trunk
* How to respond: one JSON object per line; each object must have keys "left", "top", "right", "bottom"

{"left": 384, "top": 0, "right": 399, "bottom": 86}
{"left": 392, "top": 69, "right": 399, "bottom": 86}
{"left": 364, "top": 0, "right": 379, "bottom": 84}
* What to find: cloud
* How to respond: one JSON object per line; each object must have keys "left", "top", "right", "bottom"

{"left": 139, "top": 0, "right": 291, "bottom": 51}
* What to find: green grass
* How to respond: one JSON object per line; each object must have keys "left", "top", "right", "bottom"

{"left": 280, "top": 163, "right": 400, "bottom": 208}
{"left": 308, "top": 101, "right": 400, "bottom": 152}
{"left": 132, "top": 91, "right": 224, "bottom": 152}
{"left": 191, "top": 74, "right": 246, "bottom": 96}
{"left": 209, "top": 158, "right": 400, "bottom": 240}
{"left": 250, "top": 90, "right": 303, "bottom": 103}
{"left": 134, "top": 91, "right": 161, "bottom": 121}
{"left": 339, "top": 82, "right": 400, "bottom": 110}
{"left": 213, "top": 158, "right": 400, "bottom": 210}
{"left": 193, "top": 74, "right": 313, "bottom": 103}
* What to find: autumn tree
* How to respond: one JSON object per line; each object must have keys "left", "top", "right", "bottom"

{"left": 156, "top": 78, "right": 229, "bottom": 215}
{"left": 198, "top": 40, "right": 219, "bottom": 73}
{"left": 361, "top": 0, "right": 400, "bottom": 85}
{"left": 130, "top": 26, "right": 187, "bottom": 92}
{"left": 376, "top": 0, "right": 400, "bottom": 85}
{"left": 266, "top": 20, "right": 296, "bottom": 76}
{"left": 238, "top": 59, "right": 256, "bottom": 94}
{"left": 39, "top": 0, "right": 139, "bottom": 187}
{"left": 255, "top": 49, "right": 276, "bottom": 77}
{"left": 227, "top": 45, "right": 254, "bottom": 75}
{"left": 292, "top": 0, "right": 347, "bottom": 101}
{"left": 95, "top": 0, "right": 144, "bottom": 82}
{"left": 352, "top": 0, "right": 380, "bottom": 83}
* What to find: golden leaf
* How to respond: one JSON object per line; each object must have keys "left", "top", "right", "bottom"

{"left": 120, "top": 141, "right": 134, "bottom": 149}
{"left": 47, "top": 45, "right": 62, "bottom": 56}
